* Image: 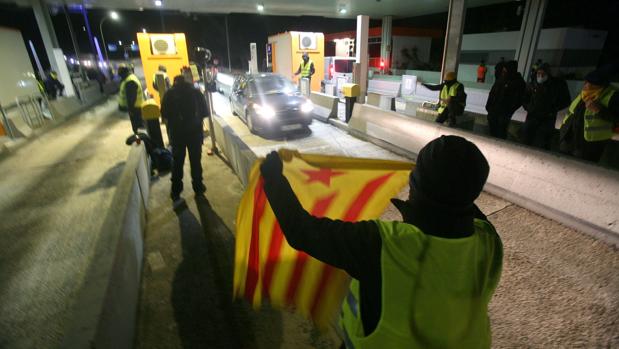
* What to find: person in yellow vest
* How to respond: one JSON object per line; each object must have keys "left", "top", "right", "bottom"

{"left": 560, "top": 67, "right": 619, "bottom": 162}
{"left": 118, "top": 65, "right": 144, "bottom": 133}
{"left": 260, "top": 135, "right": 503, "bottom": 349}
{"left": 294, "top": 52, "right": 315, "bottom": 84}
{"left": 152, "top": 64, "right": 171, "bottom": 95}
{"left": 422, "top": 72, "right": 466, "bottom": 126}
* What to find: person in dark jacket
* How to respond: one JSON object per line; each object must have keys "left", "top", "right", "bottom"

{"left": 485, "top": 60, "right": 526, "bottom": 139}
{"left": 521, "top": 64, "right": 571, "bottom": 149}
{"left": 44, "top": 71, "right": 64, "bottom": 100}
{"left": 422, "top": 71, "right": 466, "bottom": 126}
{"left": 560, "top": 67, "right": 619, "bottom": 162}
{"left": 161, "top": 75, "right": 208, "bottom": 201}
{"left": 260, "top": 136, "right": 503, "bottom": 348}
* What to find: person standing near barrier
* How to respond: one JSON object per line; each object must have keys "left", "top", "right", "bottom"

{"left": 477, "top": 60, "right": 488, "bottom": 83}
{"left": 560, "top": 67, "right": 619, "bottom": 162}
{"left": 521, "top": 64, "right": 571, "bottom": 150}
{"left": 260, "top": 135, "right": 503, "bottom": 349}
{"left": 422, "top": 72, "right": 466, "bottom": 127}
{"left": 294, "top": 53, "right": 315, "bottom": 89}
{"left": 44, "top": 71, "right": 64, "bottom": 100}
{"left": 118, "top": 65, "right": 144, "bottom": 133}
{"left": 486, "top": 60, "right": 526, "bottom": 139}
{"left": 161, "top": 75, "right": 208, "bottom": 202}
{"left": 152, "top": 64, "right": 171, "bottom": 98}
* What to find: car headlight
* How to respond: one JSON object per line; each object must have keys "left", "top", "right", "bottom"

{"left": 301, "top": 100, "right": 314, "bottom": 113}
{"left": 254, "top": 104, "right": 276, "bottom": 119}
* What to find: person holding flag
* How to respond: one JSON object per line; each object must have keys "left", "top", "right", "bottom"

{"left": 259, "top": 135, "right": 503, "bottom": 349}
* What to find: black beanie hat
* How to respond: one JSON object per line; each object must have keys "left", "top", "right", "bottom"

{"left": 585, "top": 69, "right": 610, "bottom": 87}
{"left": 410, "top": 136, "right": 489, "bottom": 212}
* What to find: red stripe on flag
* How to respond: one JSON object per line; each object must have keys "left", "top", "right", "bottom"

{"left": 343, "top": 173, "right": 394, "bottom": 222}
{"left": 261, "top": 221, "right": 284, "bottom": 299}
{"left": 310, "top": 172, "right": 394, "bottom": 318}
{"left": 285, "top": 192, "right": 338, "bottom": 305}
{"left": 244, "top": 177, "right": 267, "bottom": 302}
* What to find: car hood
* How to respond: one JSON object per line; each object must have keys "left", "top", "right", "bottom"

{"left": 250, "top": 93, "right": 307, "bottom": 111}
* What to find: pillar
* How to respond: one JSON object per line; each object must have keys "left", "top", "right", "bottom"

{"left": 440, "top": 0, "right": 466, "bottom": 81}
{"left": 31, "top": 0, "right": 75, "bottom": 96}
{"left": 380, "top": 16, "right": 392, "bottom": 72}
{"left": 355, "top": 15, "right": 370, "bottom": 102}
{"left": 31, "top": 0, "right": 60, "bottom": 77}
{"left": 515, "top": 0, "right": 548, "bottom": 76}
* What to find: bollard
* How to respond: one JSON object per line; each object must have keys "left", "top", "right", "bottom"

{"left": 342, "top": 83, "right": 360, "bottom": 123}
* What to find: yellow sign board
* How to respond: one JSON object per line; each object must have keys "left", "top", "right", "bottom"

{"left": 137, "top": 32, "right": 190, "bottom": 104}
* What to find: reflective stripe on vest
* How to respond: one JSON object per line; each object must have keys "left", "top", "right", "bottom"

{"left": 300, "top": 60, "right": 313, "bottom": 78}
{"left": 339, "top": 219, "right": 502, "bottom": 349}
{"left": 563, "top": 87, "right": 616, "bottom": 142}
{"left": 437, "top": 82, "right": 461, "bottom": 114}
{"left": 118, "top": 74, "right": 144, "bottom": 108}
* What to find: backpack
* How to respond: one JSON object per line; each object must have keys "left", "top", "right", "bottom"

{"left": 152, "top": 147, "right": 173, "bottom": 173}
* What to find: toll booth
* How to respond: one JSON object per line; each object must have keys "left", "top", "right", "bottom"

{"left": 267, "top": 31, "right": 324, "bottom": 93}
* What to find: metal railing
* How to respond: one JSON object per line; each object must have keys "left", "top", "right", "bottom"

{"left": 15, "top": 95, "right": 47, "bottom": 129}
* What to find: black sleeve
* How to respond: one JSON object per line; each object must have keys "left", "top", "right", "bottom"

{"left": 310, "top": 62, "right": 315, "bottom": 76}
{"left": 125, "top": 81, "right": 138, "bottom": 109}
{"left": 262, "top": 172, "right": 382, "bottom": 280}
{"left": 196, "top": 89, "right": 208, "bottom": 118}
{"left": 486, "top": 84, "right": 497, "bottom": 112}
{"left": 598, "top": 93, "right": 619, "bottom": 123}
{"left": 160, "top": 90, "right": 173, "bottom": 121}
{"left": 422, "top": 83, "right": 443, "bottom": 91}
{"left": 294, "top": 64, "right": 302, "bottom": 75}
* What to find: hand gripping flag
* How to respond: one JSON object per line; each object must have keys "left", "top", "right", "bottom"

{"left": 233, "top": 149, "right": 413, "bottom": 328}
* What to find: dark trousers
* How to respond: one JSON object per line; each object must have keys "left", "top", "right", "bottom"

{"left": 171, "top": 134, "right": 204, "bottom": 197}
{"left": 521, "top": 115, "right": 556, "bottom": 150}
{"left": 146, "top": 119, "right": 165, "bottom": 149}
{"left": 436, "top": 108, "right": 457, "bottom": 126}
{"left": 128, "top": 108, "right": 144, "bottom": 133}
{"left": 487, "top": 112, "right": 512, "bottom": 139}
{"left": 574, "top": 139, "right": 609, "bottom": 163}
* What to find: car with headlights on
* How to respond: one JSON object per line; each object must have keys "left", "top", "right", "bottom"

{"left": 230, "top": 73, "right": 314, "bottom": 135}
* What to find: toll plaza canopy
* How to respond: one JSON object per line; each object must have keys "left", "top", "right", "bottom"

{"left": 41, "top": 0, "right": 510, "bottom": 17}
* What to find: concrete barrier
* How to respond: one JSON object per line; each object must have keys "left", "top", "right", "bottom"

{"left": 61, "top": 144, "right": 150, "bottom": 348}
{"left": 212, "top": 114, "right": 257, "bottom": 187}
{"left": 309, "top": 92, "right": 338, "bottom": 121}
{"left": 348, "top": 103, "right": 619, "bottom": 246}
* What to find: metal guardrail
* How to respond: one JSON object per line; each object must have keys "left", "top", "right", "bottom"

{"left": 15, "top": 96, "right": 47, "bottom": 129}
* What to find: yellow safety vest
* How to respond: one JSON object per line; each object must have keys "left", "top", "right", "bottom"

{"left": 438, "top": 82, "right": 462, "bottom": 114}
{"left": 563, "top": 86, "right": 616, "bottom": 142}
{"left": 118, "top": 74, "right": 144, "bottom": 108}
{"left": 340, "top": 219, "right": 503, "bottom": 349}
{"left": 300, "top": 60, "right": 313, "bottom": 78}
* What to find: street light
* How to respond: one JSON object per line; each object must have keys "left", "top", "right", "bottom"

{"left": 99, "top": 11, "right": 119, "bottom": 70}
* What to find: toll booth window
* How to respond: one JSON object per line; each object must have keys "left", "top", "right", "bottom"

{"left": 334, "top": 60, "right": 354, "bottom": 73}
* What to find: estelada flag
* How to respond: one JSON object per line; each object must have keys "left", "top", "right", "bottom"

{"left": 233, "top": 149, "right": 413, "bottom": 328}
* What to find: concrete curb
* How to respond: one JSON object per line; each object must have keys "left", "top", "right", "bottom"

{"left": 212, "top": 113, "right": 258, "bottom": 187}
{"left": 61, "top": 144, "right": 150, "bottom": 349}
{"left": 347, "top": 103, "right": 619, "bottom": 246}
{"left": 310, "top": 92, "right": 338, "bottom": 122}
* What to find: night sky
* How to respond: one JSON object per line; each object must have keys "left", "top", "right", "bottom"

{"left": 1, "top": 0, "right": 617, "bottom": 72}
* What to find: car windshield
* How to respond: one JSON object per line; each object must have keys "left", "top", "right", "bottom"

{"left": 249, "top": 76, "right": 296, "bottom": 95}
